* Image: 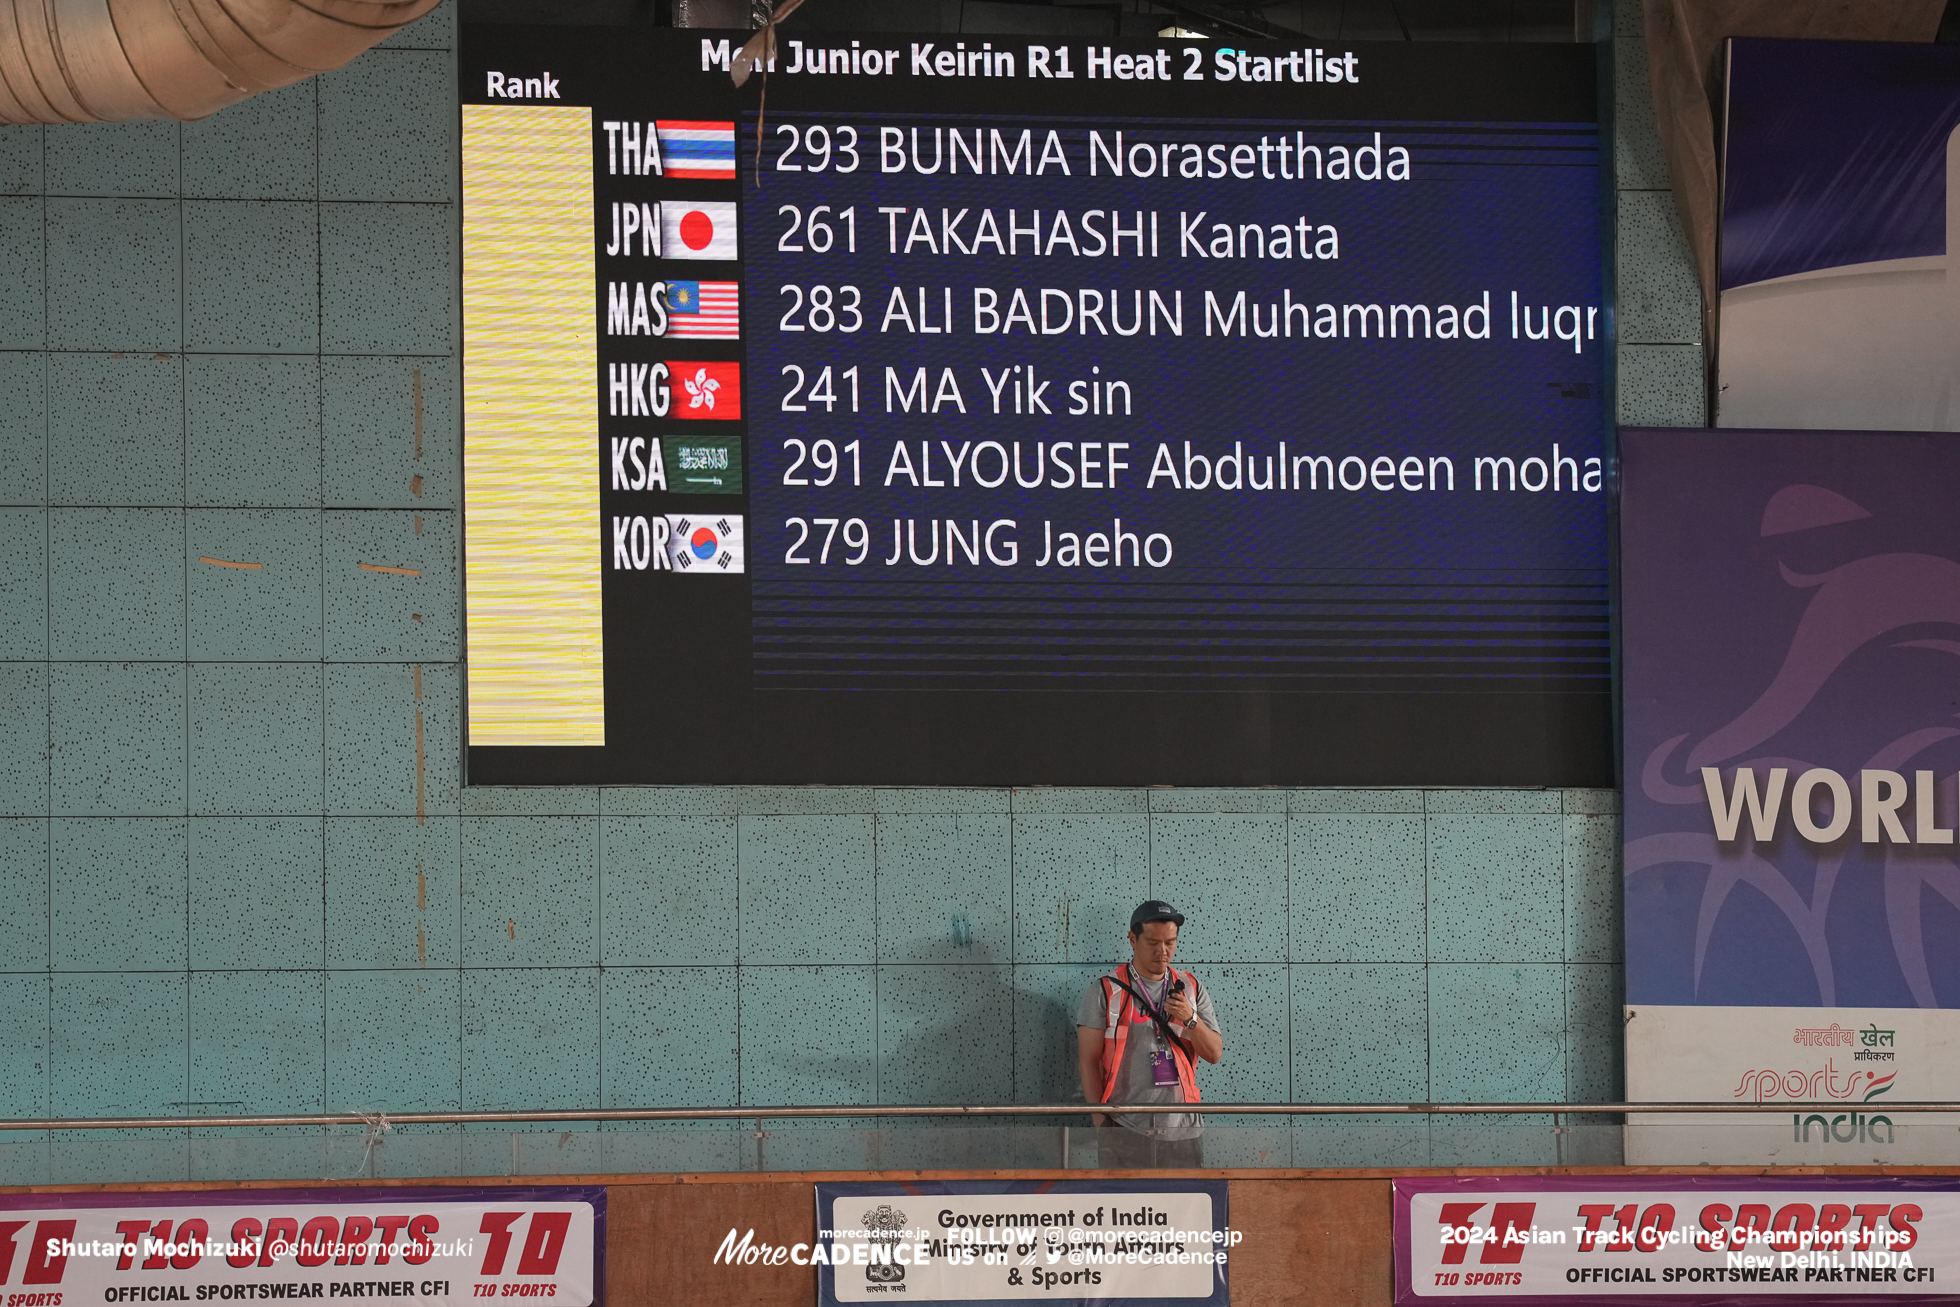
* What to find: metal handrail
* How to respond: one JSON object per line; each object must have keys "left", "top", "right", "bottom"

{"left": 4, "top": 1102, "right": 1955, "bottom": 1130}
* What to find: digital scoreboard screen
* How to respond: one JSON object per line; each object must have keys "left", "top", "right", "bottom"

{"left": 459, "top": 26, "right": 1609, "bottom": 787}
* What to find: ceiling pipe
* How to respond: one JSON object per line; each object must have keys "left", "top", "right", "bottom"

{"left": 0, "top": 0, "right": 442, "bottom": 124}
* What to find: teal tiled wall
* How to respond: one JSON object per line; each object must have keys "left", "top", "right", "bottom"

{"left": 0, "top": 2, "right": 1698, "bottom": 1179}
{"left": 1614, "top": 0, "right": 1708, "bottom": 425}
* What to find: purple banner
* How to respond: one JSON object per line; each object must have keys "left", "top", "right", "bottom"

{"left": 1715, "top": 44, "right": 1960, "bottom": 433}
{"left": 1722, "top": 41, "right": 1960, "bottom": 292}
{"left": 1620, "top": 428, "right": 1960, "bottom": 1012}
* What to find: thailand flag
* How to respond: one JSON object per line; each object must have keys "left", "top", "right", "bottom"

{"left": 662, "top": 281, "right": 740, "bottom": 339}
{"left": 656, "top": 121, "right": 737, "bottom": 179}
{"left": 664, "top": 514, "right": 745, "bottom": 573}
{"left": 659, "top": 201, "right": 738, "bottom": 260}
{"left": 667, "top": 361, "right": 742, "bottom": 419}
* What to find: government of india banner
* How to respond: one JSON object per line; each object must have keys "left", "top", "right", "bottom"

{"left": 807, "top": 1180, "right": 1230, "bottom": 1306}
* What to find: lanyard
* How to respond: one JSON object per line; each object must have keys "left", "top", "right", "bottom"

{"left": 1129, "top": 965, "right": 1172, "bottom": 1022}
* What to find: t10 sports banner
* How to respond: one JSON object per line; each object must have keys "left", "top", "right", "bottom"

{"left": 0, "top": 1187, "right": 602, "bottom": 1307}
{"left": 1396, "top": 1177, "right": 1952, "bottom": 1303}
{"left": 1620, "top": 428, "right": 1960, "bottom": 1164}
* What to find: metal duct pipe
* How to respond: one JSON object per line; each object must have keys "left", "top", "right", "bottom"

{"left": 0, "top": 0, "right": 442, "bottom": 124}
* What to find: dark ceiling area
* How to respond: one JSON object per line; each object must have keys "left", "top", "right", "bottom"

{"left": 459, "top": 0, "right": 1591, "bottom": 42}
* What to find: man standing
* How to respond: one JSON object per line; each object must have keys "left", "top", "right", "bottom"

{"left": 1075, "top": 900, "right": 1224, "bottom": 1168}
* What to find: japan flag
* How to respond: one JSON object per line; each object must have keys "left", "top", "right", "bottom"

{"left": 660, "top": 202, "right": 738, "bottom": 260}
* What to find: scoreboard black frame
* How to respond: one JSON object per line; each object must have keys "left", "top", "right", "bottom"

{"left": 460, "top": 24, "right": 1615, "bottom": 787}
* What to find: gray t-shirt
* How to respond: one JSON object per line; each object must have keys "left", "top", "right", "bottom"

{"left": 1075, "top": 966, "right": 1220, "bottom": 1139}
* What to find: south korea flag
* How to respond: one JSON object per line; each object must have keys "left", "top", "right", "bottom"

{"left": 664, "top": 514, "right": 745, "bottom": 574}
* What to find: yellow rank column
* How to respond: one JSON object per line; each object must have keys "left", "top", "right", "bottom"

{"left": 462, "top": 104, "right": 604, "bottom": 746}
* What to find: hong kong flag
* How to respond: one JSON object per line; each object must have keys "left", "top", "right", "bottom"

{"left": 668, "top": 361, "right": 742, "bottom": 419}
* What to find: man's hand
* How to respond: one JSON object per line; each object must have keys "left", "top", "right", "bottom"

{"left": 1164, "top": 988, "right": 1224, "bottom": 1064}
{"left": 1164, "top": 989, "right": 1194, "bottom": 1028}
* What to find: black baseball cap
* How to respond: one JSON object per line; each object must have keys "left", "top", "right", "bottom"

{"left": 1130, "top": 900, "right": 1185, "bottom": 930}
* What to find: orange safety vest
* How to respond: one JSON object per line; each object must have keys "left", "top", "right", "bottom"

{"left": 1097, "top": 963, "right": 1201, "bottom": 1105}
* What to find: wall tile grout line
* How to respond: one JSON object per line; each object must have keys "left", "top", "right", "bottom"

{"left": 38, "top": 115, "right": 51, "bottom": 1090}
{"left": 594, "top": 813, "right": 605, "bottom": 1122}
{"left": 1423, "top": 792, "right": 1434, "bottom": 1110}
{"left": 179, "top": 118, "right": 192, "bottom": 1114}
{"left": 316, "top": 218, "right": 330, "bottom": 1123}
{"left": 1563, "top": 807, "right": 1573, "bottom": 1100}
{"left": 38, "top": 123, "right": 48, "bottom": 1012}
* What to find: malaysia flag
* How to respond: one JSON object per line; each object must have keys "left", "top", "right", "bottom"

{"left": 659, "top": 201, "right": 738, "bottom": 260}
{"left": 668, "top": 361, "right": 742, "bottom": 419}
{"left": 656, "top": 121, "right": 736, "bottom": 179}
{"left": 664, "top": 514, "right": 745, "bottom": 573}
{"left": 662, "top": 281, "right": 740, "bottom": 339}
